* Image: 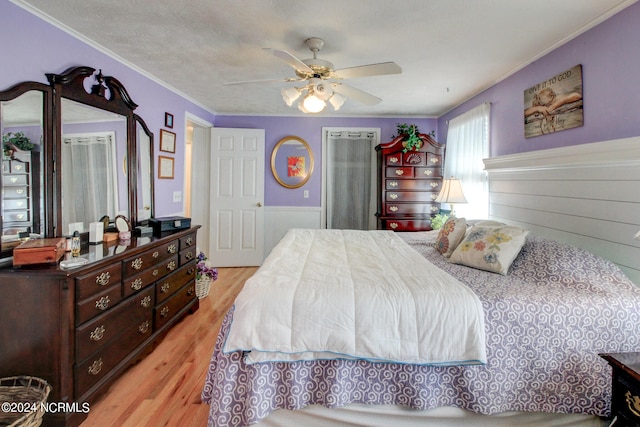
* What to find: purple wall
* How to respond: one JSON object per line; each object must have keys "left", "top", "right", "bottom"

{"left": 3, "top": 1, "right": 638, "bottom": 213}
{"left": 0, "top": 1, "right": 215, "bottom": 217}
{"left": 437, "top": 2, "right": 640, "bottom": 157}
{"left": 214, "top": 116, "right": 437, "bottom": 206}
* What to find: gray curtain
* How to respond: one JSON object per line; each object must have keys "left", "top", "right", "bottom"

{"left": 326, "top": 131, "right": 376, "bottom": 230}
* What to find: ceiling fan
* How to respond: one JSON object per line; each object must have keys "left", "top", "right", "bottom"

{"left": 225, "top": 37, "right": 402, "bottom": 113}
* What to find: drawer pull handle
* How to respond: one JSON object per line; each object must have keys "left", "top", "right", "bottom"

{"left": 16, "top": 188, "right": 24, "bottom": 194}
{"left": 160, "top": 306, "right": 170, "bottom": 318}
{"left": 11, "top": 177, "right": 18, "bottom": 183}
{"left": 389, "top": 156, "right": 399, "bottom": 164}
{"left": 188, "top": 267, "right": 195, "bottom": 275}
{"left": 423, "top": 169, "right": 433, "bottom": 176}
{"left": 88, "top": 358, "right": 103, "bottom": 376}
{"left": 390, "top": 222, "right": 398, "bottom": 229}
{"left": 431, "top": 194, "right": 438, "bottom": 200}
{"left": 168, "top": 244, "right": 177, "bottom": 254}
{"left": 389, "top": 206, "right": 398, "bottom": 212}
{"left": 395, "top": 169, "right": 404, "bottom": 176}
{"left": 90, "top": 325, "right": 105, "bottom": 342}
{"left": 95, "top": 296, "right": 110, "bottom": 311}
{"left": 626, "top": 391, "right": 640, "bottom": 418}
{"left": 185, "top": 251, "right": 194, "bottom": 260}
{"left": 152, "top": 251, "right": 159, "bottom": 259}
{"left": 430, "top": 182, "right": 439, "bottom": 188}
{"left": 131, "top": 258, "right": 143, "bottom": 270}
{"left": 187, "top": 286, "right": 195, "bottom": 297}
{"left": 16, "top": 214, "right": 25, "bottom": 220}
{"left": 389, "top": 181, "right": 398, "bottom": 188}
{"left": 430, "top": 157, "right": 439, "bottom": 163}
{"left": 95, "top": 272, "right": 111, "bottom": 286}
{"left": 153, "top": 269, "right": 159, "bottom": 277}
{"left": 431, "top": 206, "right": 439, "bottom": 212}
{"left": 138, "top": 321, "right": 150, "bottom": 334}
{"left": 389, "top": 193, "right": 398, "bottom": 200}
{"left": 140, "top": 296, "right": 152, "bottom": 308}
{"left": 14, "top": 165, "right": 23, "bottom": 171}
{"left": 167, "top": 260, "right": 176, "bottom": 271}
{"left": 161, "top": 283, "right": 170, "bottom": 293}
{"left": 16, "top": 201, "right": 24, "bottom": 207}
{"left": 186, "top": 237, "right": 194, "bottom": 246}
{"left": 130, "top": 278, "right": 143, "bottom": 291}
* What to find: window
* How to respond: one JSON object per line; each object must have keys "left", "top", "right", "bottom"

{"left": 443, "top": 103, "right": 490, "bottom": 219}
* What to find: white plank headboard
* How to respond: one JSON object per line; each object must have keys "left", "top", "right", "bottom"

{"left": 484, "top": 136, "right": 640, "bottom": 285}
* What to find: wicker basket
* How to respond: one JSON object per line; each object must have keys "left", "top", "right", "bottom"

{"left": 0, "top": 376, "right": 51, "bottom": 427}
{"left": 195, "top": 277, "right": 212, "bottom": 299}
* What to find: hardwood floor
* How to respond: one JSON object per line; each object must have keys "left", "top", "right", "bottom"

{"left": 80, "top": 267, "right": 257, "bottom": 427}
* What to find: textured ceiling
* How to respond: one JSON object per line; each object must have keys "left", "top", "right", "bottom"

{"left": 16, "top": 0, "right": 636, "bottom": 117}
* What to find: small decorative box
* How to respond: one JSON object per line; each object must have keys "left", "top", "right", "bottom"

{"left": 13, "top": 238, "right": 66, "bottom": 267}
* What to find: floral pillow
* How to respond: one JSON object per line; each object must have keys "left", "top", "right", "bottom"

{"left": 435, "top": 217, "right": 467, "bottom": 257}
{"left": 449, "top": 225, "right": 529, "bottom": 275}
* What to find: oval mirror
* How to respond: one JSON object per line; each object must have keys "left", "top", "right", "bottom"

{"left": 270, "top": 136, "right": 314, "bottom": 189}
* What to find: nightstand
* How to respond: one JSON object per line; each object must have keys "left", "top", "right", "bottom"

{"left": 600, "top": 352, "right": 640, "bottom": 427}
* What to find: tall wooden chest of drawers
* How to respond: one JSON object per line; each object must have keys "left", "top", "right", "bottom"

{"left": 375, "top": 133, "right": 445, "bottom": 231}
{"left": 0, "top": 226, "right": 199, "bottom": 427}
{"left": 1, "top": 149, "right": 41, "bottom": 240}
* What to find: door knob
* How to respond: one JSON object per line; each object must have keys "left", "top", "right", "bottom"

{"left": 257, "top": 202, "right": 263, "bottom": 207}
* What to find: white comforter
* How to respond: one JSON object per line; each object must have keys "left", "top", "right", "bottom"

{"left": 223, "top": 229, "right": 486, "bottom": 365}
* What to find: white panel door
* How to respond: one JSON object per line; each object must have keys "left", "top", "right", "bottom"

{"left": 210, "top": 128, "right": 265, "bottom": 266}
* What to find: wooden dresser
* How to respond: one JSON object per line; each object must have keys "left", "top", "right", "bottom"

{"left": 375, "top": 133, "right": 445, "bottom": 231}
{"left": 600, "top": 352, "right": 640, "bottom": 426}
{"left": 0, "top": 226, "right": 199, "bottom": 427}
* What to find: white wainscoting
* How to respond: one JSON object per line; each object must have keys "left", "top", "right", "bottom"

{"left": 484, "top": 136, "right": 640, "bottom": 285}
{"left": 264, "top": 206, "right": 323, "bottom": 259}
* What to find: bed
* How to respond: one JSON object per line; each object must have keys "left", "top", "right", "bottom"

{"left": 201, "top": 226, "right": 640, "bottom": 427}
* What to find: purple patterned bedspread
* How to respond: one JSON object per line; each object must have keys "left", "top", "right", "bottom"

{"left": 202, "top": 232, "right": 640, "bottom": 427}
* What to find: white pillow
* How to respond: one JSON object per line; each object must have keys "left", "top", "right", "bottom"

{"left": 449, "top": 225, "right": 529, "bottom": 275}
{"left": 435, "top": 217, "right": 467, "bottom": 257}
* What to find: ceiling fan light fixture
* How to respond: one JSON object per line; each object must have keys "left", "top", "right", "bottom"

{"left": 281, "top": 87, "right": 301, "bottom": 106}
{"left": 301, "top": 93, "right": 326, "bottom": 113}
{"left": 329, "top": 92, "right": 346, "bottom": 111}
{"left": 314, "top": 82, "right": 333, "bottom": 101}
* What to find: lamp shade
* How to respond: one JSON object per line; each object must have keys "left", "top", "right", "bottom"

{"left": 435, "top": 178, "right": 467, "bottom": 204}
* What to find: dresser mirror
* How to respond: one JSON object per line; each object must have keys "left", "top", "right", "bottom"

{"left": 0, "top": 66, "right": 154, "bottom": 262}
{"left": 0, "top": 83, "right": 51, "bottom": 260}
{"left": 270, "top": 135, "right": 314, "bottom": 189}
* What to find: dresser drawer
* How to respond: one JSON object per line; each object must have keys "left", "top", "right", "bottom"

{"left": 3, "top": 186, "right": 29, "bottom": 198}
{"left": 414, "top": 167, "right": 442, "bottom": 178}
{"left": 156, "top": 259, "right": 197, "bottom": 303}
{"left": 122, "top": 239, "right": 179, "bottom": 277}
{"left": 75, "top": 284, "right": 123, "bottom": 326}
{"left": 179, "top": 232, "right": 197, "bottom": 251}
{"left": 75, "top": 286, "right": 154, "bottom": 361}
{"left": 122, "top": 255, "right": 180, "bottom": 298}
{"left": 385, "top": 154, "right": 402, "bottom": 166}
{"left": 3, "top": 199, "right": 29, "bottom": 210}
{"left": 386, "top": 191, "right": 439, "bottom": 202}
{"left": 155, "top": 282, "right": 196, "bottom": 330}
{"left": 8, "top": 161, "right": 29, "bottom": 174}
{"left": 3, "top": 174, "right": 28, "bottom": 185}
{"left": 386, "top": 203, "right": 440, "bottom": 215}
{"left": 74, "top": 312, "right": 153, "bottom": 397}
{"left": 383, "top": 219, "right": 433, "bottom": 232}
{"left": 3, "top": 210, "right": 29, "bottom": 222}
{"left": 613, "top": 374, "right": 640, "bottom": 425}
{"left": 385, "top": 167, "right": 414, "bottom": 178}
{"left": 179, "top": 246, "right": 197, "bottom": 266}
{"left": 386, "top": 179, "right": 441, "bottom": 191}
{"left": 76, "top": 264, "right": 123, "bottom": 300}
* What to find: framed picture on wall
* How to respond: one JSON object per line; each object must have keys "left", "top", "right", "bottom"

{"left": 165, "top": 112, "right": 174, "bottom": 128}
{"left": 158, "top": 155, "right": 174, "bottom": 179}
{"left": 160, "top": 129, "right": 176, "bottom": 153}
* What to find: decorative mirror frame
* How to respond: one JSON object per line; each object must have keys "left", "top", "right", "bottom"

{"left": 0, "top": 81, "right": 53, "bottom": 260}
{"left": 270, "top": 136, "right": 314, "bottom": 189}
{"left": 47, "top": 66, "right": 144, "bottom": 234}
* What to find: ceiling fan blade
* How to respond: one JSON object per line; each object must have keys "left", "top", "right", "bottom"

{"left": 263, "top": 48, "right": 313, "bottom": 74}
{"left": 333, "top": 84, "right": 381, "bottom": 106}
{"left": 334, "top": 62, "right": 402, "bottom": 79}
{"left": 224, "top": 77, "right": 301, "bottom": 85}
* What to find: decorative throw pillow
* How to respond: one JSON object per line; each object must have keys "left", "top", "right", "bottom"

{"left": 449, "top": 225, "right": 529, "bottom": 275}
{"left": 435, "top": 217, "right": 467, "bottom": 257}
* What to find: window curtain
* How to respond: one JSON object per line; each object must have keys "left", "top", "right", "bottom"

{"left": 326, "top": 131, "right": 376, "bottom": 230}
{"left": 61, "top": 133, "right": 118, "bottom": 232}
{"left": 444, "top": 102, "right": 490, "bottom": 219}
